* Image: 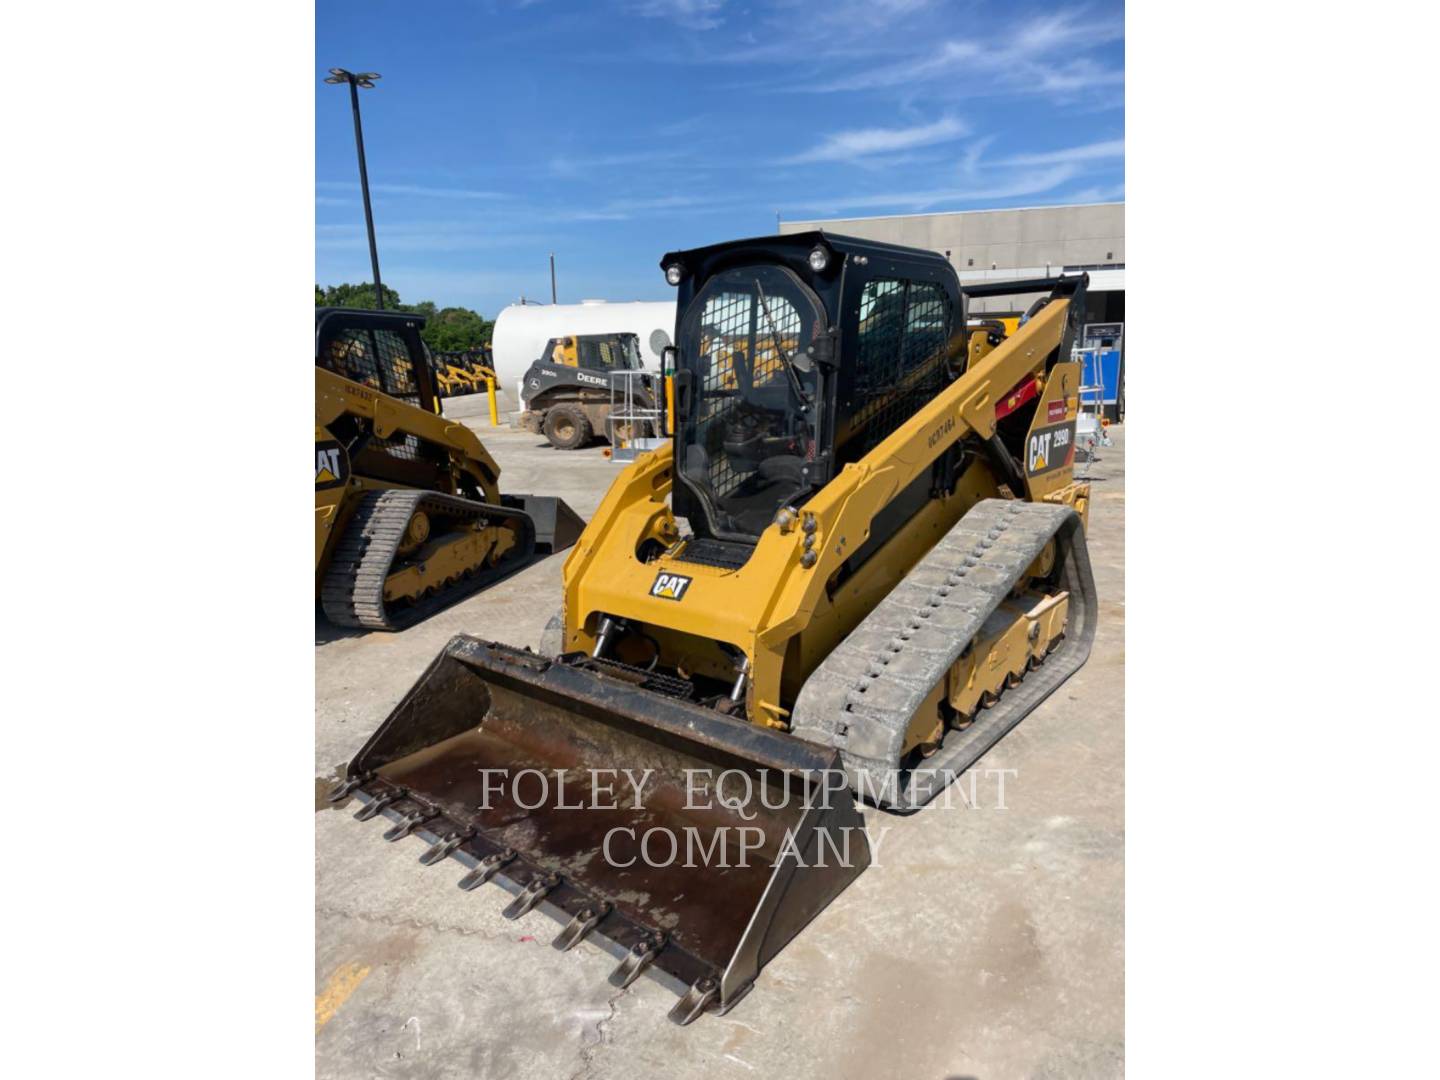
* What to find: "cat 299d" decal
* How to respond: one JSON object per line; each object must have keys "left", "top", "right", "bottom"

{"left": 650, "top": 572, "right": 692, "bottom": 601}
{"left": 1025, "top": 421, "right": 1075, "bottom": 477}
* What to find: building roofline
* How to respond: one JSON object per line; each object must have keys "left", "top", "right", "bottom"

{"left": 778, "top": 201, "right": 1125, "bottom": 227}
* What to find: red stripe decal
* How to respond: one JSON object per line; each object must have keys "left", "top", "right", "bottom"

{"left": 995, "top": 376, "right": 1040, "bottom": 420}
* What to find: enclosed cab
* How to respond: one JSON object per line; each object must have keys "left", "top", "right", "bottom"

{"left": 663, "top": 231, "right": 962, "bottom": 553}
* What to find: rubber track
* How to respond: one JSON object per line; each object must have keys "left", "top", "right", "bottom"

{"left": 321, "top": 489, "right": 536, "bottom": 631}
{"left": 789, "top": 498, "right": 1097, "bottom": 810}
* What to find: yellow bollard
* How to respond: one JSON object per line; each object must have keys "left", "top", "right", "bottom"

{"left": 485, "top": 377, "right": 499, "bottom": 427}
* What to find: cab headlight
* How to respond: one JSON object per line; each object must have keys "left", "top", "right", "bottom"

{"left": 808, "top": 245, "right": 830, "bottom": 273}
{"left": 664, "top": 263, "right": 685, "bottom": 286}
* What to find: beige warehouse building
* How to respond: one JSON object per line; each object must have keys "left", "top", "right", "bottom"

{"left": 780, "top": 201, "right": 1123, "bottom": 313}
{"left": 780, "top": 202, "right": 1125, "bottom": 416}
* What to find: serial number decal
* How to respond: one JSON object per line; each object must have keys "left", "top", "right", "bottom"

{"left": 1025, "top": 422, "right": 1074, "bottom": 477}
{"left": 650, "top": 572, "right": 692, "bottom": 601}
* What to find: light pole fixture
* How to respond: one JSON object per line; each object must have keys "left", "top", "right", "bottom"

{"left": 325, "top": 68, "right": 385, "bottom": 309}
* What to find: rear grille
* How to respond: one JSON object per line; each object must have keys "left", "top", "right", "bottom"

{"left": 676, "top": 537, "right": 755, "bottom": 570}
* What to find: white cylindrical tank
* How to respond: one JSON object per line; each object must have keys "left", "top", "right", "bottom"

{"left": 490, "top": 299, "right": 677, "bottom": 407}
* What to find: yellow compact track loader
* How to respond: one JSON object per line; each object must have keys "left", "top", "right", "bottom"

{"left": 326, "top": 235, "right": 1097, "bottom": 1021}
{"left": 316, "top": 308, "right": 583, "bottom": 630}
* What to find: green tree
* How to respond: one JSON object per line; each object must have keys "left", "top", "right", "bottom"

{"left": 314, "top": 281, "right": 404, "bottom": 310}
{"left": 315, "top": 283, "right": 492, "bottom": 349}
{"left": 420, "top": 306, "right": 493, "bottom": 351}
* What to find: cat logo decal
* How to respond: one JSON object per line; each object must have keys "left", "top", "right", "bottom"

{"left": 650, "top": 572, "right": 692, "bottom": 601}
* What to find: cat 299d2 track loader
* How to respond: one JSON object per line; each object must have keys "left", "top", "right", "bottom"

{"left": 316, "top": 308, "right": 583, "bottom": 630}
{"left": 326, "top": 234, "right": 1097, "bottom": 1021}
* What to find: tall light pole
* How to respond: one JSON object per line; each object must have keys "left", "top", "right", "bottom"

{"left": 324, "top": 68, "right": 384, "bottom": 309}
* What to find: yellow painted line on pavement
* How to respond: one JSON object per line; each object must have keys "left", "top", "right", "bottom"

{"left": 315, "top": 962, "right": 371, "bottom": 1033}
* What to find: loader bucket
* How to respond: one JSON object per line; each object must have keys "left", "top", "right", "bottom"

{"left": 331, "top": 636, "right": 870, "bottom": 1024}
{"left": 502, "top": 494, "right": 585, "bottom": 554}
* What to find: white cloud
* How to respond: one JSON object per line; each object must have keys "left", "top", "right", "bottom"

{"left": 316, "top": 181, "right": 506, "bottom": 200}
{"left": 996, "top": 139, "right": 1124, "bottom": 167}
{"left": 369, "top": 184, "right": 507, "bottom": 200}
{"left": 808, "top": 41, "right": 980, "bottom": 92}
{"left": 959, "top": 135, "right": 996, "bottom": 176}
{"left": 315, "top": 221, "right": 546, "bottom": 254}
{"left": 629, "top": 0, "right": 725, "bottom": 30}
{"left": 1032, "top": 58, "right": 1125, "bottom": 94}
{"left": 782, "top": 164, "right": 1080, "bottom": 215}
{"left": 554, "top": 193, "right": 727, "bottom": 222}
{"left": 783, "top": 116, "right": 969, "bottom": 164}
{"left": 1050, "top": 183, "right": 1126, "bottom": 204}
{"left": 548, "top": 148, "right": 687, "bottom": 177}
{"left": 803, "top": 6, "right": 1122, "bottom": 96}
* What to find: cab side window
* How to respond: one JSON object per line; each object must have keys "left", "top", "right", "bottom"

{"left": 579, "top": 336, "right": 622, "bottom": 371}
{"left": 320, "top": 327, "right": 419, "bottom": 403}
{"left": 852, "top": 279, "right": 951, "bottom": 454}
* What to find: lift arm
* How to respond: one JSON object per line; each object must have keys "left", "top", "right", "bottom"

{"left": 754, "top": 294, "right": 1077, "bottom": 641}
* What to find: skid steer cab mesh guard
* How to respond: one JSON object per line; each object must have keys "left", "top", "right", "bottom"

{"left": 331, "top": 637, "right": 871, "bottom": 1024}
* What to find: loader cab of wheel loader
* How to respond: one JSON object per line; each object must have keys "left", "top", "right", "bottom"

{"left": 660, "top": 232, "right": 963, "bottom": 543}
{"left": 315, "top": 307, "right": 440, "bottom": 414}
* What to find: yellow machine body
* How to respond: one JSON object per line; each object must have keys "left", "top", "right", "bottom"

{"left": 315, "top": 309, "right": 581, "bottom": 630}
{"left": 329, "top": 238, "right": 1099, "bottom": 1023}
{"left": 552, "top": 298, "right": 1087, "bottom": 730}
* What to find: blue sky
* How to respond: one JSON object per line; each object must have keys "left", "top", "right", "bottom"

{"left": 316, "top": 0, "right": 1124, "bottom": 315}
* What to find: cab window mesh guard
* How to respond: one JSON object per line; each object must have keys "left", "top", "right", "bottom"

{"left": 319, "top": 328, "right": 421, "bottom": 405}
{"left": 852, "top": 279, "right": 950, "bottom": 455}
{"left": 695, "top": 288, "right": 803, "bottom": 499}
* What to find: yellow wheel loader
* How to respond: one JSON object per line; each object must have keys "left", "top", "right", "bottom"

{"left": 316, "top": 308, "right": 583, "bottom": 630}
{"left": 326, "top": 235, "right": 1097, "bottom": 1021}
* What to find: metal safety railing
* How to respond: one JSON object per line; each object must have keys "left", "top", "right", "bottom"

{"left": 607, "top": 370, "right": 667, "bottom": 463}
{"left": 1072, "top": 346, "right": 1112, "bottom": 477}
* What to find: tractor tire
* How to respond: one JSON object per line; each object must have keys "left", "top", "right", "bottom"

{"left": 543, "top": 405, "right": 592, "bottom": 450}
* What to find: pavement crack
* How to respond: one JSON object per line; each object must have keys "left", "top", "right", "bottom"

{"left": 316, "top": 904, "right": 515, "bottom": 941}
{"left": 568, "top": 983, "right": 630, "bottom": 1080}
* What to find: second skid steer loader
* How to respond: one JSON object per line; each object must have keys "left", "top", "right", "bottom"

{"left": 316, "top": 308, "right": 583, "bottom": 630}
{"left": 326, "top": 234, "right": 1098, "bottom": 1022}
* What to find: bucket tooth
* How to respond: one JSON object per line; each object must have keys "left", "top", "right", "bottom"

{"left": 326, "top": 773, "right": 369, "bottom": 803}
{"left": 382, "top": 807, "right": 434, "bottom": 842}
{"left": 608, "top": 933, "right": 665, "bottom": 989}
{"left": 457, "top": 848, "right": 515, "bottom": 892}
{"left": 502, "top": 872, "right": 561, "bottom": 920}
{"left": 353, "top": 788, "right": 403, "bottom": 822}
{"left": 667, "top": 977, "right": 719, "bottom": 1026}
{"left": 418, "top": 831, "right": 471, "bottom": 866}
{"left": 551, "top": 901, "right": 613, "bottom": 952}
